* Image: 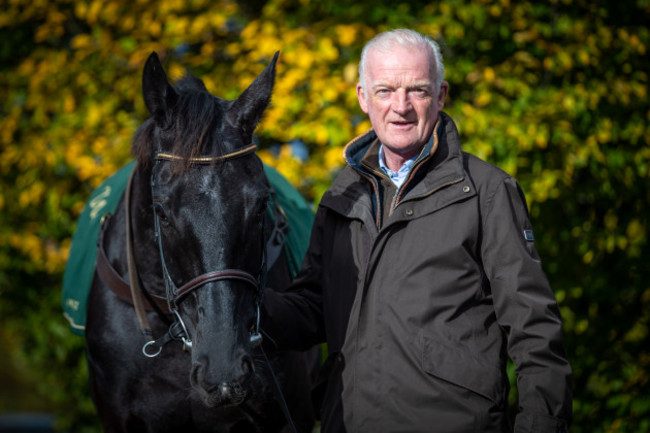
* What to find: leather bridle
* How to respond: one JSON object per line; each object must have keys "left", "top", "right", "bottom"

{"left": 107, "top": 144, "right": 298, "bottom": 432}
{"left": 134, "top": 144, "right": 268, "bottom": 357}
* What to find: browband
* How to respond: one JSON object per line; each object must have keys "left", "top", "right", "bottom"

{"left": 156, "top": 144, "right": 257, "bottom": 163}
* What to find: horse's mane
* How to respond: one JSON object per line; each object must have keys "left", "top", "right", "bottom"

{"left": 132, "top": 75, "right": 230, "bottom": 172}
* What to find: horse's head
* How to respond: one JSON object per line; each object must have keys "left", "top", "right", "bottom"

{"left": 135, "top": 52, "right": 278, "bottom": 407}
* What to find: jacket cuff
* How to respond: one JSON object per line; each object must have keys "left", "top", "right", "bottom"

{"left": 514, "top": 412, "right": 569, "bottom": 433}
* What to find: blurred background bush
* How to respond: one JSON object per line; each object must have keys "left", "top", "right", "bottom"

{"left": 1, "top": 0, "right": 648, "bottom": 431}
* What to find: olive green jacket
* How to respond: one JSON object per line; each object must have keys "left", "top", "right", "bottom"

{"left": 263, "top": 112, "right": 572, "bottom": 433}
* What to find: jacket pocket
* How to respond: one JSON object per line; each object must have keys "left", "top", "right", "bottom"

{"left": 421, "top": 333, "right": 505, "bottom": 406}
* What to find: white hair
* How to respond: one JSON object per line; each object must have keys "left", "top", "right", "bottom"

{"left": 358, "top": 29, "right": 445, "bottom": 95}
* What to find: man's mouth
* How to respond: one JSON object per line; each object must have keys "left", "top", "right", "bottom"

{"left": 390, "top": 120, "right": 415, "bottom": 128}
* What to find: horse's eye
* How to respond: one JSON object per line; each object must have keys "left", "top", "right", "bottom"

{"left": 153, "top": 204, "right": 168, "bottom": 222}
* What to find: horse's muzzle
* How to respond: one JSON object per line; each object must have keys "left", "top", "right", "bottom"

{"left": 190, "top": 356, "right": 254, "bottom": 407}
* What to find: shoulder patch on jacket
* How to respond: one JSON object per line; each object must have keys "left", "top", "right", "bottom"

{"left": 523, "top": 229, "right": 535, "bottom": 241}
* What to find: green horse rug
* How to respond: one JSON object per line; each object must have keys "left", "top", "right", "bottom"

{"left": 62, "top": 161, "right": 313, "bottom": 336}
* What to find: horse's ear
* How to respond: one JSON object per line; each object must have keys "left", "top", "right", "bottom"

{"left": 227, "top": 51, "right": 279, "bottom": 140}
{"left": 142, "top": 52, "right": 178, "bottom": 126}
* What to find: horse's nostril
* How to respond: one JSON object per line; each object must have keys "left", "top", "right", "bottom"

{"left": 242, "top": 356, "right": 254, "bottom": 377}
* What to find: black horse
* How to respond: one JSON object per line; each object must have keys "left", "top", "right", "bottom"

{"left": 85, "top": 52, "right": 315, "bottom": 432}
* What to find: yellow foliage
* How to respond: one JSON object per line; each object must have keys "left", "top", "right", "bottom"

{"left": 575, "top": 319, "right": 589, "bottom": 335}
{"left": 603, "top": 211, "right": 618, "bottom": 231}
{"left": 596, "top": 118, "right": 613, "bottom": 144}
{"left": 77, "top": 156, "right": 100, "bottom": 182}
{"left": 336, "top": 25, "right": 358, "bottom": 47}
{"left": 317, "top": 38, "right": 339, "bottom": 61}
{"left": 86, "top": 105, "right": 103, "bottom": 129}
{"left": 45, "top": 240, "right": 69, "bottom": 274}
{"left": 168, "top": 64, "right": 186, "bottom": 82}
{"left": 343, "top": 63, "right": 358, "bottom": 84}
{"left": 475, "top": 90, "right": 491, "bottom": 107}
{"left": 86, "top": 0, "right": 103, "bottom": 26}
{"left": 626, "top": 219, "right": 645, "bottom": 245}
{"left": 513, "top": 29, "right": 538, "bottom": 44}
{"left": 483, "top": 67, "right": 495, "bottom": 83}
{"left": 325, "top": 146, "right": 344, "bottom": 169}
{"left": 274, "top": 145, "right": 303, "bottom": 185}
{"left": 9, "top": 232, "right": 44, "bottom": 265}
{"left": 71, "top": 34, "right": 92, "bottom": 50}
{"left": 355, "top": 121, "right": 372, "bottom": 136}
{"left": 148, "top": 20, "right": 162, "bottom": 38}
{"left": 577, "top": 49, "right": 591, "bottom": 66}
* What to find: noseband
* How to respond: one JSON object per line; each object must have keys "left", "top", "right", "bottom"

{"left": 137, "top": 144, "right": 268, "bottom": 357}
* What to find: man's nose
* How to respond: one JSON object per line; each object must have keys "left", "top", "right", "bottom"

{"left": 392, "top": 89, "right": 412, "bottom": 114}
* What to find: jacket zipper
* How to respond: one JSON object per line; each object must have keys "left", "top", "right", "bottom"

{"left": 388, "top": 154, "right": 464, "bottom": 216}
{"left": 357, "top": 169, "right": 383, "bottom": 229}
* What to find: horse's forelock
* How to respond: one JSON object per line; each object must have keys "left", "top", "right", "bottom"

{"left": 134, "top": 74, "right": 232, "bottom": 174}
{"left": 171, "top": 76, "right": 229, "bottom": 168}
{"left": 175, "top": 75, "right": 206, "bottom": 93}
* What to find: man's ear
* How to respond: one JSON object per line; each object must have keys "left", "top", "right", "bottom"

{"left": 437, "top": 81, "right": 449, "bottom": 111}
{"left": 357, "top": 83, "right": 369, "bottom": 114}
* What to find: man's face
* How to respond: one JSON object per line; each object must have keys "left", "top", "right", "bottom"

{"left": 357, "top": 44, "right": 447, "bottom": 167}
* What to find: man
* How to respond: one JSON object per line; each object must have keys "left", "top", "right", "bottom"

{"left": 263, "top": 29, "right": 572, "bottom": 433}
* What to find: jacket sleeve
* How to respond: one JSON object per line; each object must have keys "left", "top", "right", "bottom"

{"left": 481, "top": 176, "right": 572, "bottom": 433}
{"left": 261, "top": 206, "right": 327, "bottom": 352}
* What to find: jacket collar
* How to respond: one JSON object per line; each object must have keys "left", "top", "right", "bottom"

{"left": 342, "top": 112, "right": 464, "bottom": 186}
{"left": 342, "top": 118, "right": 441, "bottom": 171}
{"left": 321, "top": 113, "right": 467, "bottom": 227}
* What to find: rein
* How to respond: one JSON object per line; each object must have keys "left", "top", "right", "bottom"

{"left": 125, "top": 166, "right": 155, "bottom": 341}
